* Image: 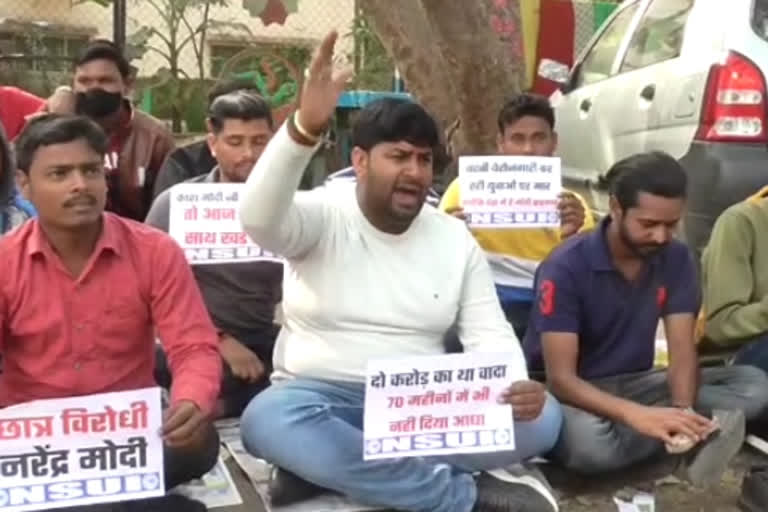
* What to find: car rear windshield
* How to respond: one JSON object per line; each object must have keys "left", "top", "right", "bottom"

{"left": 755, "top": 0, "right": 768, "bottom": 40}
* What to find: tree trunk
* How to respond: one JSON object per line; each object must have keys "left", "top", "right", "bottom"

{"left": 359, "top": 0, "right": 524, "bottom": 178}
{"left": 358, "top": 0, "right": 458, "bottom": 130}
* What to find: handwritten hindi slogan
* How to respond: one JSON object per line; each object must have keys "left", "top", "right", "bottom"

{"left": 363, "top": 353, "right": 521, "bottom": 460}
{"left": 458, "top": 156, "right": 562, "bottom": 229}
{"left": 168, "top": 183, "right": 282, "bottom": 265}
{"left": 0, "top": 388, "right": 164, "bottom": 512}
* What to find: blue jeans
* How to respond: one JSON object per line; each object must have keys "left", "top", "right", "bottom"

{"left": 553, "top": 366, "right": 768, "bottom": 474}
{"left": 495, "top": 285, "right": 534, "bottom": 340}
{"left": 240, "top": 378, "right": 562, "bottom": 512}
{"left": 732, "top": 333, "right": 768, "bottom": 375}
{"left": 501, "top": 301, "right": 532, "bottom": 340}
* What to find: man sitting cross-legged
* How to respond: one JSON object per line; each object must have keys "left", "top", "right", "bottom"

{"left": 2, "top": 114, "right": 222, "bottom": 511}
{"left": 440, "top": 94, "right": 594, "bottom": 340}
{"left": 147, "top": 90, "right": 282, "bottom": 418}
{"left": 237, "top": 31, "right": 563, "bottom": 512}
{"left": 700, "top": 184, "right": 768, "bottom": 376}
{"left": 524, "top": 152, "right": 768, "bottom": 483}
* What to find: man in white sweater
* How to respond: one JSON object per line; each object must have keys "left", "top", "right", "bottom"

{"left": 238, "top": 32, "right": 563, "bottom": 512}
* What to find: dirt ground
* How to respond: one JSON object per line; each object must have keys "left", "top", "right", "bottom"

{"left": 220, "top": 448, "right": 766, "bottom": 512}
{"left": 560, "top": 472, "right": 743, "bottom": 512}
{"left": 555, "top": 449, "right": 764, "bottom": 512}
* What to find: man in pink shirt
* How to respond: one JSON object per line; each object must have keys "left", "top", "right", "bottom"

{"left": 2, "top": 114, "right": 222, "bottom": 510}
{"left": 0, "top": 86, "right": 45, "bottom": 140}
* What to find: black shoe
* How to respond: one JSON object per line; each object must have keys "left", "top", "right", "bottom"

{"left": 473, "top": 464, "right": 558, "bottom": 512}
{"left": 268, "top": 466, "right": 327, "bottom": 506}
{"left": 739, "top": 466, "right": 768, "bottom": 512}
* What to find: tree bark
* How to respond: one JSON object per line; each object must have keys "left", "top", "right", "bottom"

{"left": 357, "top": 0, "right": 457, "bottom": 130}
{"left": 359, "top": 0, "right": 524, "bottom": 176}
{"left": 421, "top": 0, "right": 524, "bottom": 157}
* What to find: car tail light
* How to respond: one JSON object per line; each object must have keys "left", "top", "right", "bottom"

{"left": 696, "top": 51, "right": 768, "bottom": 143}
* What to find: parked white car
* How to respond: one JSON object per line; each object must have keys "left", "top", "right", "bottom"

{"left": 539, "top": 0, "right": 768, "bottom": 256}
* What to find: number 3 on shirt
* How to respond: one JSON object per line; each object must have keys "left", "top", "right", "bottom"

{"left": 539, "top": 280, "right": 555, "bottom": 316}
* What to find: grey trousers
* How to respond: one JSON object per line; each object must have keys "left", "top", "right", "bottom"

{"left": 552, "top": 365, "right": 768, "bottom": 474}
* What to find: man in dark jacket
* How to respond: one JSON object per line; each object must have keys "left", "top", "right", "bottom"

{"left": 44, "top": 39, "right": 175, "bottom": 221}
{"left": 147, "top": 90, "right": 281, "bottom": 418}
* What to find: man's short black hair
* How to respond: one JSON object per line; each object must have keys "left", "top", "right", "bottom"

{"left": 208, "top": 91, "right": 274, "bottom": 133}
{"left": 497, "top": 93, "right": 555, "bottom": 134}
{"left": 207, "top": 78, "right": 260, "bottom": 107}
{"left": 352, "top": 98, "right": 440, "bottom": 152}
{"left": 15, "top": 114, "right": 108, "bottom": 174}
{"left": 607, "top": 151, "right": 687, "bottom": 210}
{"left": 74, "top": 39, "right": 132, "bottom": 79}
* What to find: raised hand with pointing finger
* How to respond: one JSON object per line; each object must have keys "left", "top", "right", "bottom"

{"left": 289, "top": 31, "right": 352, "bottom": 145}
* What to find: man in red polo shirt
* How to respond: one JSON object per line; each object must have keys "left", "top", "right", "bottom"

{"left": 0, "top": 86, "right": 44, "bottom": 140}
{"left": 2, "top": 114, "right": 221, "bottom": 510}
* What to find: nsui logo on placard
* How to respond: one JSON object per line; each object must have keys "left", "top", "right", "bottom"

{"left": 185, "top": 246, "right": 279, "bottom": 262}
{"left": 366, "top": 429, "right": 513, "bottom": 455}
{"left": 0, "top": 472, "right": 161, "bottom": 508}
{"left": 469, "top": 212, "right": 558, "bottom": 226}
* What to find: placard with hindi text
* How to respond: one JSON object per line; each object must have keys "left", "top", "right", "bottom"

{"left": 458, "top": 155, "right": 562, "bottom": 229}
{"left": 168, "top": 183, "right": 282, "bottom": 265}
{"left": 0, "top": 387, "right": 164, "bottom": 511}
{"left": 363, "top": 352, "right": 523, "bottom": 460}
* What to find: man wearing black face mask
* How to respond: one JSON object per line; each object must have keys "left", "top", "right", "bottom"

{"left": 44, "top": 39, "right": 175, "bottom": 221}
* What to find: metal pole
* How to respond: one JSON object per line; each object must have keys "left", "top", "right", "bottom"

{"left": 113, "top": 0, "right": 127, "bottom": 51}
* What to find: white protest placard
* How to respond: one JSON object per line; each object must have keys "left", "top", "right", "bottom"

{"left": 0, "top": 387, "right": 164, "bottom": 511}
{"left": 458, "top": 156, "right": 562, "bottom": 229}
{"left": 168, "top": 182, "right": 283, "bottom": 265}
{"left": 363, "top": 352, "right": 521, "bottom": 460}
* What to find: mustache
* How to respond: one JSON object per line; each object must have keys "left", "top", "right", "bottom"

{"left": 63, "top": 195, "right": 97, "bottom": 208}
{"left": 392, "top": 181, "right": 425, "bottom": 193}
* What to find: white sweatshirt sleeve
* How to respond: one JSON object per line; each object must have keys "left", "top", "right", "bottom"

{"left": 239, "top": 122, "right": 327, "bottom": 259}
{"left": 456, "top": 236, "right": 530, "bottom": 381}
